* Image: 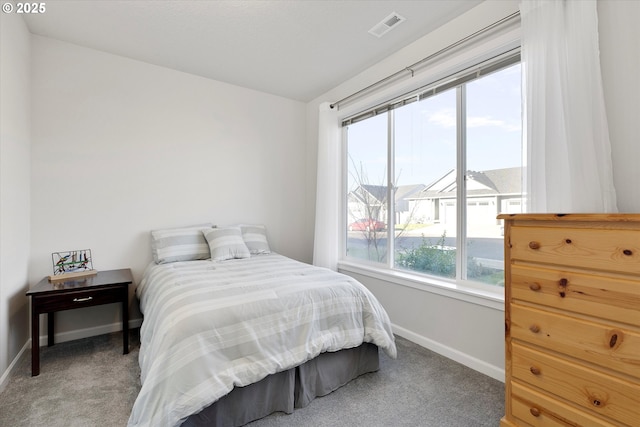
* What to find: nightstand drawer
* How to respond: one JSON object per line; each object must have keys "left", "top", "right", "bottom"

{"left": 33, "top": 286, "right": 124, "bottom": 313}
{"left": 511, "top": 304, "right": 640, "bottom": 377}
{"left": 512, "top": 343, "right": 640, "bottom": 426}
{"left": 27, "top": 268, "right": 132, "bottom": 376}
{"left": 511, "top": 382, "right": 617, "bottom": 427}
{"left": 510, "top": 226, "right": 640, "bottom": 274}
{"left": 510, "top": 264, "right": 640, "bottom": 325}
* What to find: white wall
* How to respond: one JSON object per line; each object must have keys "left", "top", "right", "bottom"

{"left": 30, "top": 36, "right": 308, "bottom": 341}
{"left": 0, "top": 12, "right": 31, "bottom": 385}
{"left": 306, "top": 0, "right": 640, "bottom": 381}
{"left": 599, "top": 0, "right": 640, "bottom": 212}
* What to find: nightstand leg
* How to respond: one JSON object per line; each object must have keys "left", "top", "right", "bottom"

{"left": 31, "top": 310, "right": 40, "bottom": 376}
{"left": 122, "top": 287, "right": 129, "bottom": 354}
{"left": 47, "top": 312, "right": 54, "bottom": 346}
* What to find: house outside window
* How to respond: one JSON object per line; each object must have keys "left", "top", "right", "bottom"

{"left": 344, "top": 55, "right": 523, "bottom": 288}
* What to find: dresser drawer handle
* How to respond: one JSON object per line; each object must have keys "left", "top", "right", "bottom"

{"left": 529, "top": 407, "right": 541, "bottom": 417}
{"left": 528, "top": 241, "right": 540, "bottom": 250}
{"left": 73, "top": 297, "right": 93, "bottom": 303}
{"left": 529, "top": 324, "right": 540, "bottom": 333}
{"left": 529, "top": 282, "right": 541, "bottom": 291}
{"left": 530, "top": 366, "right": 541, "bottom": 375}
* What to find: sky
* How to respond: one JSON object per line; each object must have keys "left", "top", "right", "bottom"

{"left": 347, "top": 63, "right": 522, "bottom": 190}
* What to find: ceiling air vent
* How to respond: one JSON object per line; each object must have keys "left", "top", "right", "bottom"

{"left": 368, "top": 12, "right": 406, "bottom": 38}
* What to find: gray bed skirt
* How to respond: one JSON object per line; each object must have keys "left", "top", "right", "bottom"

{"left": 182, "top": 343, "right": 380, "bottom": 427}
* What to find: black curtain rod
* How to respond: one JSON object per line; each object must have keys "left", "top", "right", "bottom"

{"left": 329, "top": 10, "right": 521, "bottom": 110}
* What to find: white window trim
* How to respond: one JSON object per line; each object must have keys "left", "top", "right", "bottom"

{"left": 338, "top": 21, "right": 520, "bottom": 306}
{"left": 338, "top": 260, "right": 504, "bottom": 311}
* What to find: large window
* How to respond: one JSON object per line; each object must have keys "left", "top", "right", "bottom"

{"left": 345, "top": 56, "right": 523, "bottom": 288}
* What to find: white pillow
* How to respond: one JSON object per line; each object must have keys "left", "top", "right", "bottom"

{"left": 240, "top": 224, "right": 271, "bottom": 254}
{"left": 150, "top": 224, "right": 213, "bottom": 264}
{"left": 204, "top": 227, "right": 251, "bottom": 261}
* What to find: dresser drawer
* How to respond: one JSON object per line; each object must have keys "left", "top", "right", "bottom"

{"left": 511, "top": 382, "right": 618, "bottom": 427}
{"left": 33, "top": 286, "right": 124, "bottom": 313}
{"left": 509, "top": 226, "right": 640, "bottom": 274}
{"left": 512, "top": 343, "right": 640, "bottom": 426}
{"left": 511, "top": 304, "right": 640, "bottom": 377}
{"left": 511, "top": 265, "right": 640, "bottom": 326}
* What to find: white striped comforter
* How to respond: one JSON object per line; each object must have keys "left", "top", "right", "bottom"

{"left": 128, "top": 253, "right": 397, "bottom": 427}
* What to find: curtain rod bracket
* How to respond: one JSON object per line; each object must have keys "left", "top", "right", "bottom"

{"left": 405, "top": 67, "right": 415, "bottom": 77}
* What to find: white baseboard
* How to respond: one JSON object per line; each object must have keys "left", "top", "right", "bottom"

{"left": 39, "top": 318, "right": 143, "bottom": 346}
{"left": 0, "top": 340, "right": 30, "bottom": 393}
{"left": 4, "top": 319, "right": 502, "bottom": 391}
{"left": 392, "top": 323, "right": 505, "bottom": 383}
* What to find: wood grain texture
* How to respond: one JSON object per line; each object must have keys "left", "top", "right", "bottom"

{"left": 510, "top": 226, "right": 640, "bottom": 274}
{"left": 501, "top": 214, "right": 640, "bottom": 427}
{"left": 510, "top": 264, "right": 640, "bottom": 325}
{"left": 512, "top": 344, "right": 640, "bottom": 426}
{"left": 510, "top": 304, "right": 640, "bottom": 377}
{"left": 511, "top": 382, "right": 619, "bottom": 427}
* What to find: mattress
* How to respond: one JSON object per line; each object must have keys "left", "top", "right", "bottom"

{"left": 128, "top": 253, "right": 396, "bottom": 427}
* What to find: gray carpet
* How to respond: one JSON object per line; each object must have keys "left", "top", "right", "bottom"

{"left": 0, "top": 330, "right": 504, "bottom": 426}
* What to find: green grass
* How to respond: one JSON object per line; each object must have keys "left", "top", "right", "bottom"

{"left": 469, "top": 270, "right": 505, "bottom": 287}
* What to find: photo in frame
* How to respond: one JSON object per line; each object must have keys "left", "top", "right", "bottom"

{"left": 51, "top": 249, "right": 95, "bottom": 278}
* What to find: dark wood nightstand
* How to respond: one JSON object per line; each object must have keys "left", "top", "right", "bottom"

{"left": 26, "top": 268, "right": 133, "bottom": 376}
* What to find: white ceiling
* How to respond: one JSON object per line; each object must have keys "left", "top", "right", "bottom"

{"left": 23, "top": 0, "right": 483, "bottom": 102}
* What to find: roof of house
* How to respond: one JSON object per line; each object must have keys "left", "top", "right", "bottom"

{"left": 409, "top": 167, "right": 522, "bottom": 200}
{"left": 395, "top": 184, "right": 427, "bottom": 200}
{"left": 349, "top": 184, "right": 427, "bottom": 205}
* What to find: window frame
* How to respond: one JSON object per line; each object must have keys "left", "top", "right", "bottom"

{"left": 339, "top": 49, "right": 523, "bottom": 301}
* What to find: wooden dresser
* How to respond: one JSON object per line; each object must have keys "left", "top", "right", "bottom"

{"left": 498, "top": 214, "right": 640, "bottom": 427}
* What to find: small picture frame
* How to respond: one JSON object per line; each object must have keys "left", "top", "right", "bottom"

{"left": 50, "top": 249, "right": 96, "bottom": 281}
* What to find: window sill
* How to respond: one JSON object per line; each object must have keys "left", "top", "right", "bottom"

{"left": 337, "top": 260, "right": 505, "bottom": 311}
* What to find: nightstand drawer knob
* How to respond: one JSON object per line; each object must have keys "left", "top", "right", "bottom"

{"left": 529, "top": 324, "right": 540, "bottom": 333}
{"left": 529, "top": 282, "right": 541, "bottom": 291}
{"left": 530, "top": 366, "right": 541, "bottom": 375}
{"left": 530, "top": 407, "right": 541, "bottom": 417}
{"left": 528, "top": 241, "right": 540, "bottom": 250}
{"left": 73, "top": 297, "right": 93, "bottom": 303}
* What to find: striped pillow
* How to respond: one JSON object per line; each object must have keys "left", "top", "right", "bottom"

{"left": 240, "top": 224, "right": 271, "bottom": 254}
{"left": 204, "top": 227, "right": 251, "bottom": 261}
{"left": 151, "top": 224, "right": 212, "bottom": 264}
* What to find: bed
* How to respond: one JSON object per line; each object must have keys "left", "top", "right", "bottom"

{"left": 128, "top": 225, "right": 397, "bottom": 427}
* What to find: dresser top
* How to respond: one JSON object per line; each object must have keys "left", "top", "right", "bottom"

{"left": 497, "top": 213, "right": 640, "bottom": 222}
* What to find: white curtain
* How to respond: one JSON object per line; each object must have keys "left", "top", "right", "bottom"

{"left": 520, "top": 0, "right": 618, "bottom": 212}
{"left": 313, "top": 102, "right": 341, "bottom": 270}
